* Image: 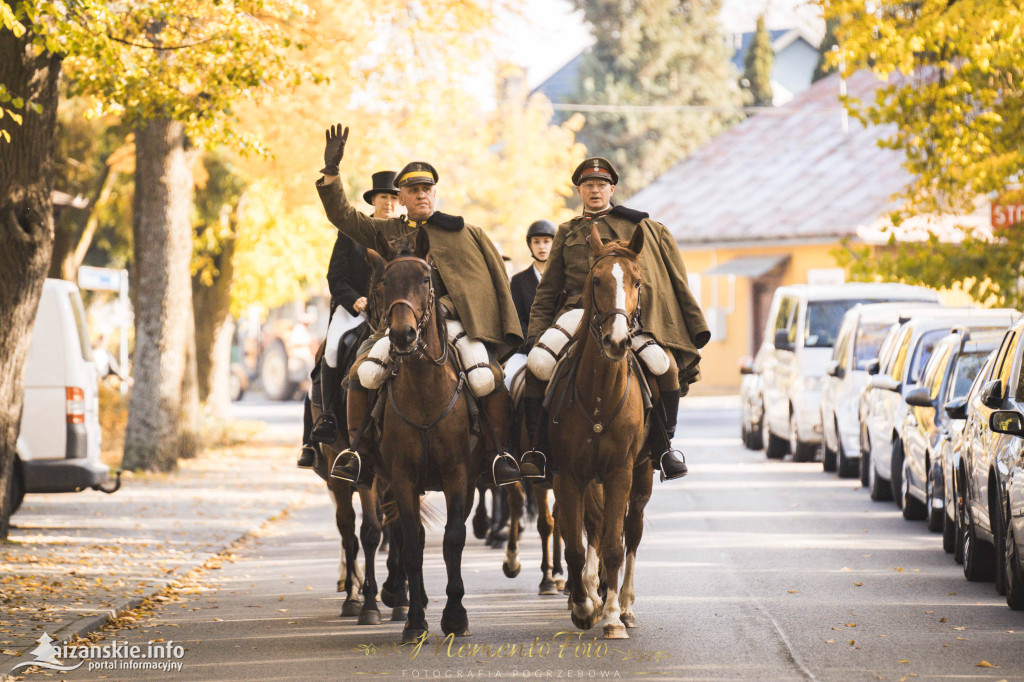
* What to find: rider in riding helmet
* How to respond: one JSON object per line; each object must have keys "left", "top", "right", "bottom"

{"left": 315, "top": 124, "right": 524, "bottom": 488}
{"left": 522, "top": 157, "right": 710, "bottom": 482}
{"left": 299, "top": 171, "right": 401, "bottom": 469}
{"left": 510, "top": 219, "right": 556, "bottom": 344}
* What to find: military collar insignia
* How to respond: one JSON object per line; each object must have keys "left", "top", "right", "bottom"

{"left": 582, "top": 206, "right": 613, "bottom": 220}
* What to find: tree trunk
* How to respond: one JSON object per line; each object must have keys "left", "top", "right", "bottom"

{"left": 193, "top": 208, "right": 237, "bottom": 419}
{"left": 178, "top": 308, "right": 201, "bottom": 459}
{"left": 0, "top": 28, "right": 62, "bottom": 538}
{"left": 122, "top": 118, "right": 195, "bottom": 472}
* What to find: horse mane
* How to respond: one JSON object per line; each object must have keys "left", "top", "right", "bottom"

{"left": 566, "top": 240, "right": 640, "bottom": 357}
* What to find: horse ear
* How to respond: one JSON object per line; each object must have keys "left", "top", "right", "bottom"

{"left": 374, "top": 231, "right": 395, "bottom": 261}
{"left": 627, "top": 224, "right": 644, "bottom": 255}
{"left": 415, "top": 227, "right": 430, "bottom": 260}
{"left": 588, "top": 222, "right": 603, "bottom": 257}
{"left": 365, "top": 248, "right": 386, "bottom": 277}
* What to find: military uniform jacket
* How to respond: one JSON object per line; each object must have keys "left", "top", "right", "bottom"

{"left": 326, "top": 233, "right": 370, "bottom": 317}
{"left": 316, "top": 177, "right": 523, "bottom": 362}
{"left": 527, "top": 206, "right": 711, "bottom": 369}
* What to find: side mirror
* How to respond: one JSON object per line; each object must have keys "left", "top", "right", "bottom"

{"left": 869, "top": 374, "right": 901, "bottom": 392}
{"left": 980, "top": 379, "right": 1004, "bottom": 409}
{"left": 865, "top": 358, "right": 880, "bottom": 376}
{"left": 945, "top": 397, "right": 968, "bottom": 420}
{"left": 740, "top": 356, "right": 755, "bottom": 375}
{"left": 905, "top": 386, "right": 933, "bottom": 408}
{"left": 990, "top": 410, "right": 1024, "bottom": 437}
{"left": 774, "top": 329, "right": 793, "bottom": 352}
{"left": 826, "top": 359, "right": 844, "bottom": 379}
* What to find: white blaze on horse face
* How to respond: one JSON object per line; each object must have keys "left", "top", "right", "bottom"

{"left": 610, "top": 263, "right": 628, "bottom": 344}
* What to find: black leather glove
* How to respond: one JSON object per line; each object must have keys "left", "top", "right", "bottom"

{"left": 320, "top": 123, "right": 348, "bottom": 176}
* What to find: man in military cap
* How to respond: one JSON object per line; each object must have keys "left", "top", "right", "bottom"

{"left": 523, "top": 156, "right": 710, "bottom": 481}
{"left": 298, "top": 170, "right": 401, "bottom": 469}
{"left": 314, "top": 124, "right": 524, "bottom": 487}
{"left": 510, "top": 219, "right": 556, "bottom": 340}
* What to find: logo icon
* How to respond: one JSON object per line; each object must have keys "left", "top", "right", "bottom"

{"left": 9, "top": 632, "right": 83, "bottom": 673}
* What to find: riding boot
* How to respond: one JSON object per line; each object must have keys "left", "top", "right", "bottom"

{"left": 312, "top": 360, "right": 340, "bottom": 443}
{"left": 649, "top": 389, "right": 688, "bottom": 481}
{"left": 297, "top": 394, "right": 317, "bottom": 469}
{"left": 330, "top": 387, "right": 374, "bottom": 486}
{"left": 520, "top": 397, "right": 548, "bottom": 478}
{"left": 479, "top": 389, "right": 522, "bottom": 487}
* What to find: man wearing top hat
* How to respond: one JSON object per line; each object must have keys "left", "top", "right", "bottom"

{"left": 298, "top": 170, "right": 401, "bottom": 469}
{"left": 522, "top": 157, "right": 710, "bottom": 482}
{"left": 314, "top": 124, "right": 524, "bottom": 487}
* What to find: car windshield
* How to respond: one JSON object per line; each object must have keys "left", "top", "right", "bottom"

{"left": 949, "top": 352, "right": 988, "bottom": 400}
{"left": 805, "top": 300, "right": 871, "bottom": 348}
{"left": 853, "top": 322, "right": 893, "bottom": 370}
{"left": 908, "top": 329, "right": 950, "bottom": 384}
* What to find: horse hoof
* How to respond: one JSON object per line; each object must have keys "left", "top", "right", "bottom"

{"left": 619, "top": 613, "right": 637, "bottom": 628}
{"left": 391, "top": 606, "right": 408, "bottom": 621}
{"left": 402, "top": 627, "right": 427, "bottom": 645}
{"left": 555, "top": 577, "right": 567, "bottom": 591}
{"left": 340, "top": 599, "right": 363, "bottom": 617}
{"left": 358, "top": 609, "right": 382, "bottom": 626}
{"left": 502, "top": 562, "right": 521, "bottom": 579}
{"left": 472, "top": 514, "right": 489, "bottom": 540}
{"left": 381, "top": 587, "right": 397, "bottom": 609}
{"left": 455, "top": 628, "right": 471, "bottom": 637}
{"left": 603, "top": 623, "right": 629, "bottom": 640}
{"left": 539, "top": 579, "right": 559, "bottom": 595}
{"left": 571, "top": 612, "right": 595, "bottom": 630}
{"left": 336, "top": 580, "right": 344, "bottom": 593}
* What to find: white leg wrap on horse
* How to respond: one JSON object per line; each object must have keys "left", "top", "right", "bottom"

{"left": 527, "top": 308, "right": 584, "bottom": 380}
{"left": 325, "top": 308, "right": 348, "bottom": 368}
{"left": 630, "top": 333, "right": 670, "bottom": 376}
{"left": 445, "top": 319, "right": 494, "bottom": 397}
{"left": 357, "top": 335, "right": 392, "bottom": 389}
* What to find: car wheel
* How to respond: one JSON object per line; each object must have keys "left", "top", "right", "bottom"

{"left": 943, "top": 503, "right": 957, "bottom": 553}
{"left": 3, "top": 458, "right": 24, "bottom": 517}
{"left": 790, "top": 412, "right": 818, "bottom": 462}
{"left": 954, "top": 473, "right": 965, "bottom": 564}
{"left": 748, "top": 405, "right": 764, "bottom": 451}
{"left": 822, "top": 417, "right": 837, "bottom": 473}
{"left": 837, "top": 434, "right": 858, "bottom": 479}
{"left": 765, "top": 425, "right": 788, "bottom": 459}
{"left": 994, "top": 499, "right": 1008, "bottom": 595}
{"left": 891, "top": 439, "right": 905, "bottom": 510}
{"left": 901, "top": 451, "right": 927, "bottom": 521}
{"left": 868, "top": 446, "right": 893, "bottom": 502}
{"left": 260, "top": 342, "right": 298, "bottom": 401}
{"left": 962, "top": 502, "right": 996, "bottom": 582}
{"left": 926, "top": 460, "right": 944, "bottom": 532}
{"left": 1005, "top": 524, "right": 1024, "bottom": 610}
{"left": 859, "top": 434, "right": 871, "bottom": 488}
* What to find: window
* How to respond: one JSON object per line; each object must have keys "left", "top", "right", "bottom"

{"left": 992, "top": 331, "right": 1018, "bottom": 399}
{"left": 832, "top": 319, "right": 853, "bottom": 366}
{"left": 804, "top": 300, "right": 866, "bottom": 348}
{"left": 888, "top": 327, "right": 913, "bottom": 380}
{"left": 949, "top": 352, "right": 989, "bottom": 401}
{"left": 908, "top": 329, "right": 950, "bottom": 385}
{"left": 773, "top": 295, "right": 795, "bottom": 333}
{"left": 999, "top": 332, "right": 1018, "bottom": 394}
{"left": 854, "top": 322, "right": 895, "bottom": 371}
{"left": 922, "top": 344, "right": 951, "bottom": 399}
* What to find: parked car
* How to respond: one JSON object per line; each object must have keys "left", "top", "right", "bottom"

{"left": 821, "top": 302, "right": 941, "bottom": 477}
{"left": 739, "top": 353, "right": 764, "bottom": 450}
{"left": 997, "top": 385, "right": 1024, "bottom": 608}
{"left": 901, "top": 328, "right": 1002, "bottom": 530}
{"left": 958, "top": 317, "right": 1024, "bottom": 589}
{"left": 6, "top": 279, "right": 111, "bottom": 517}
{"left": 759, "top": 283, "right": 941, "bottom": 461}
{"left": 862, "top": 308, "right": 1019, "bottom": 504}
{"left": 943, "top": 352, "right": 997, "bottom": 559}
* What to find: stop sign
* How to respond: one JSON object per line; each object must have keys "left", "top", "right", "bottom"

{"left": 992, "top": 200, "right": 1024, "bottom": 228}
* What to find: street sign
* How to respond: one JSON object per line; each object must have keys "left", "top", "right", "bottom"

{"left": 992, "top": 200, "right": 1024, "bottom": 229}
{"left": 78, "top": 266, "right": 123, "bottom": 292}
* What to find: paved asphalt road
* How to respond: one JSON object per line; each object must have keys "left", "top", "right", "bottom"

{"left": 59, "top": 401, "right": 1024, "bottom": 681}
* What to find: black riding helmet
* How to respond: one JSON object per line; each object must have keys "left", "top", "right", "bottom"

{"left": 525, "top": 219, "right": 556, "bottom": 246}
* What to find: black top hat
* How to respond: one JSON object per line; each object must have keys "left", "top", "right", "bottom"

{"left": 395, "top": 162, "right": 439, "bottom": 188}
{"left": 572, "top": 157, "right": 619, "bottom": 186}
{"left": 363, "top": 170, "right": 399, "bottom": 205}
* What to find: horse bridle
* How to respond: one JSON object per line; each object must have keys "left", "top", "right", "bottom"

{"left": 383, "top": 255, "right": 448, "bottom": 367}
{"left": 588, "top": 252, "right": 642, "bottom": 342}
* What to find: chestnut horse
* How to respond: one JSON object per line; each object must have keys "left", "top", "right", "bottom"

{"left": 371, "top": 229, "right": 480, "bottom": 643}
{"left": 547, "top": 223, "right": 653, "bottom": 639}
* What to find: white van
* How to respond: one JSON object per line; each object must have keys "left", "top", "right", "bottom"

{"left": 7, "top": 279, "right": 109, "bottom": 514}
{"left": 760, "top": 283, "right": 942, "bottom": 461}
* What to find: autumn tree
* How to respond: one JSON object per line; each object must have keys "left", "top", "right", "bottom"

{"left": 567, "top": 0, "right": 743, "bottom": 198}
{"left": 742, "top": 15, "right": 774, "bottom": 107}
{"left": 821, "top": 0, "right": 1024, "bottom": 304}
{"left": 812, "top": 17, "right": 839, "bottom": 83}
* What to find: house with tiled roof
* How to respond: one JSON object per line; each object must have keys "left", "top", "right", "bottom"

{"left": 628, "top": 70, "right": 988, "bottom": 392}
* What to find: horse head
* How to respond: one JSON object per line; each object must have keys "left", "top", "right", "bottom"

{"left": 584, "top": 222, "right": 644, "bottom": 361}
{"left": 374, "top": 228, "right": 435, "bottom": 355}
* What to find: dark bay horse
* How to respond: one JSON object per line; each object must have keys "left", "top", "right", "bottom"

{"left": 371, "top": 229, "right": 480, "bottom": 643}
{"left": 547, "top": 223, "right": 653, "bottom": 639}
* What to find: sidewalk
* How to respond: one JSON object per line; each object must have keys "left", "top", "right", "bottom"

{"left": 0, "top": 438, "right": 321, "bottom": 671}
